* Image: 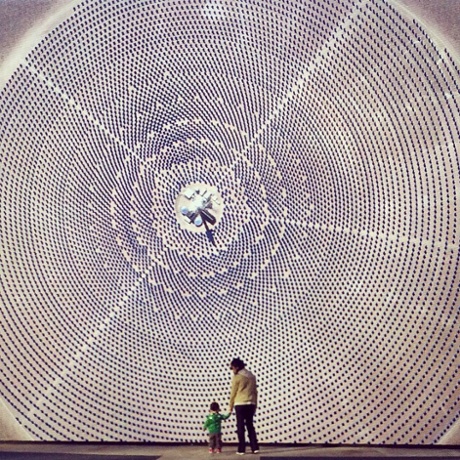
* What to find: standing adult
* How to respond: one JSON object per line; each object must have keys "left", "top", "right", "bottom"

{"left": 228, "top": 358, "right": 260, "bottom": 455}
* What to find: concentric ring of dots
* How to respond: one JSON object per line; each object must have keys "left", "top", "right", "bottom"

{"left": 0, "top": 0, "right": 459, "bottom": 444}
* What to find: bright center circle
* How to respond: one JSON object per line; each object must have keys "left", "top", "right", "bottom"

{"left": 175, "top": 183, "right": 224, "bottom": 233}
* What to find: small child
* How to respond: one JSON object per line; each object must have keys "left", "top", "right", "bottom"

{"left": 203, "top": 401, "right": 230, "bottom": 453}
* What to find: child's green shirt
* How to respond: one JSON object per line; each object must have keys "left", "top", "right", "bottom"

{"left": 203, "top": 412, "right": 230, "bottom": 434}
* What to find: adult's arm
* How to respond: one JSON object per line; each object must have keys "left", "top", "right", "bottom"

{"left": 228, "top": 375, "right": 240, "bottom": 412}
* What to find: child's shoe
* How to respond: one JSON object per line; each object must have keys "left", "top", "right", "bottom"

{"left": 209, "top": 448, "right": 214, "bottom": 453}
{"left": 216, "top": 448, "right": 222, "bottom": 453}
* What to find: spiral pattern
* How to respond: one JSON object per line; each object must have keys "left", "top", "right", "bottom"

{"left": 0, "top": 0, "right": 459, "bottom": 444}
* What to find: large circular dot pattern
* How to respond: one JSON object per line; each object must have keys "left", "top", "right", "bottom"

{"left": 0, "top": 0, "right": 459, "bottom": 445}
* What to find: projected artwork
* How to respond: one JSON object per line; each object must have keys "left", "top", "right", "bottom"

{"left": 0, "top": 0, "right": 459, "bottom": 444}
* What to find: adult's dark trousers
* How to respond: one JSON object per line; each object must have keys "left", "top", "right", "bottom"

{"left": 235, "top": 404, "right": 259, "bottom": 453}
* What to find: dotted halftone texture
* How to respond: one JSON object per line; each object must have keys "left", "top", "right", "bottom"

{"left": 0, "top": 0, "right": 459, "bottom": 444}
